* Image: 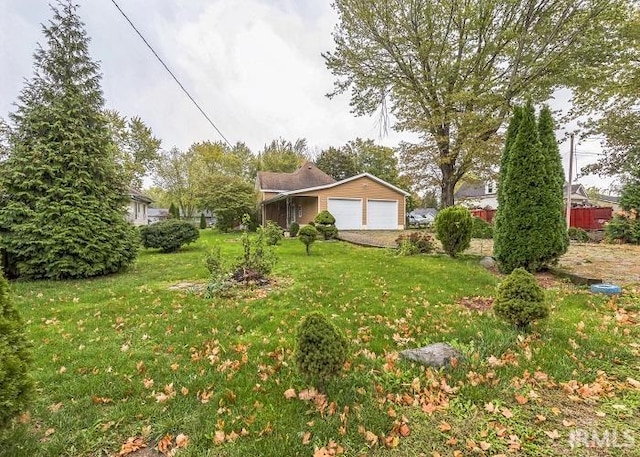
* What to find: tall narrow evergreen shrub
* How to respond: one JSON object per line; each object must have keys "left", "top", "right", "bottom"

{"left": 494, "top": 101, "right": 566, "bottom": 273}
{"left": 537, "top": 106, "right": 569, "bottom": 261}
{"left": 493, "top": 106, "right": 522, "bottom": 263}
{"left": 0, "top": 273, "right": 32, "bottom": 428}
{"left": 0, "top": 2, "right": 138, "bottom": 279}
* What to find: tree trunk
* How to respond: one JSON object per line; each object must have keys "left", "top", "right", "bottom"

{"left": 440, "top": 163, "right": 456, "bottom": 208}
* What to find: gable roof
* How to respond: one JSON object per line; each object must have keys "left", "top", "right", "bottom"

{"left": 129, "top": 189, "right": 153, "bottom": 204}
{"left": 257, "top": 161, "right": 336, "bottom": 192}
{"left": 261, "top": 172, "right": 410, "bottom": 204}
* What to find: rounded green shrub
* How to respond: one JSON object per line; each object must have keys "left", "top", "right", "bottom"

{"left": 494, "top": 268, "right": 548, "bottom": 329}
{"left": 314, "top": 210, "right": 336, "bottom": 225}
{"left": 315, "top": 210, "right": 338, "bottom": 240}
{"left": 0, "top": 272, "right": 32, "bottom": 429}
{"left": 299, "top": 225, "right": 318, "bottom": 255}
{"left": 295, "top": 312, "right": 348, "bottom": 391}
{"left": 472, "top": 217, "right": 493, "bottom": 239}
{"left": 605, "top": 214, "right": 639, "bottom": 244}
{"left": 568, "top": 226, "right": 590, "bottom": 243}
{"left": 140, "top": 220, "right": 199, "bottom": 252}
{"left": 264, "top": 220, "right": 284, "bottom": 246}
{"left": 289, "top": 222, "right": 300, "bottom": 238}
{"left": 434, "top": 206, "right": 473, "bottom": 257}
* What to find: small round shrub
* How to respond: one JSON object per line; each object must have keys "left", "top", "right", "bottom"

{"left": 315, "top": 211, "right": 338, "bottom": 240}
{"left": 494, "top": 268, "right": 548, "bottom": 329}
{"left": 314, "top": 210, "right": 336, "bottom": 225}
{"left": 434, "top": 206, "right": 473, "bottom": 257}
{"left": 264, "top": 220, "right": 284, "bottom": 246}
{"left": 605, "top": 214, "right": 639, "bottom": 244}
{"left": 295, "top": 312, "right": 348, "bottom": 391}
{"left": 140, "top": 220, "right": 200, "bottom": 252}
{"left": 568, "top": 226, "right": 589, "bottom": 243}
{"left": 0, "top": 272, "right": 32, "bottom": 429}
{"left": 395, "top": 232, "right": 434, "bottom": 255}
{"left": 472, "top": 217, "right": 493, "bottom": 239}
{"left": 199, "top": 213, "right": 207, "bottom": 229}
{"left": 289, "top": 222, "right": 300, "bottom": 237}
{"left": 299, "top": 225, "right": 318, "bottom": 255}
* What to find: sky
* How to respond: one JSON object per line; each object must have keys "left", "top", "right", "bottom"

{"left": 0, "top": 0, "right": 614, "bottom": 192}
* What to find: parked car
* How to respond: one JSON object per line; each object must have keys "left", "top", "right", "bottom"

{"left": 409, "top": 214, "right": 430, "bottom": 227}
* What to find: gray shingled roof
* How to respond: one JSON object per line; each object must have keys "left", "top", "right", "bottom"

{"left": 454, "top": 182, "right": 486, "bottom": 198}
{"left": 257, "top": 162, "right": 336, "bottom": 191}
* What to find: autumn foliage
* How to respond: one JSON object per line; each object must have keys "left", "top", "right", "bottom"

{"left": 295, "top": 313, "right": 348, "bottom": 390}
{"left": 0, "top": 272, "right": 32, "bottom": 429}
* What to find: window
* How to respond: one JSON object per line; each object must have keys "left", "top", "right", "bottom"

{"left": 298, "top": 206, "right": 303, "bottom": 218}
{"left": 485, "top": 182, "right": 496, "bottom": 195}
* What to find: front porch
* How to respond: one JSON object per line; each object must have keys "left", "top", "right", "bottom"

{"left": 262, "top": 196, "right": 317, "bottom": 229}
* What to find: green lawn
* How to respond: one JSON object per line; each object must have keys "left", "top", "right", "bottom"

{"left": 2, "top": 231, "right": 639, "bottom": 456}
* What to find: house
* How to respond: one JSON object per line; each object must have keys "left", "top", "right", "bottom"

{"left": 257, "top": 162, "right": 409, "bottom": 230}
{"left": 454, "top": 181, "right": 590, "bottom": 209}
{"left": 590, "top": 194, "right": 621, "bottom": 212}
{"left": 147, "top": 207, "right": 170, "bottom": 224}
{"left": 127, "top": 189, "right": 152, "bottom": 226}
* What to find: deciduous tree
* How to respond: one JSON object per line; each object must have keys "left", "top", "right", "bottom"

{"left": 258, "top": 138, "right": 308, "bottom": 173}
{"left": 325, "top": 0, "right": 634, "bottom": 206}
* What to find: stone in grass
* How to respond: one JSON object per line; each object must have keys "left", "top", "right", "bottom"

{"left": 400, "top": 343, "right": 462, "bottom": 368}
{"left": 480, "top": 256, "right": 496, "bottom": 269}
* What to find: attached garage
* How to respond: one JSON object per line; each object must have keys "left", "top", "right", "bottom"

{"left": 367, "top": 200, "right": 398, "bottom": 229}
{"left": 327, "top": 198, "right": 362, "bottom": 230}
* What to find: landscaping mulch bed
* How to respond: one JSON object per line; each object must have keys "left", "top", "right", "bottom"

{"left": 339, "top": 231, "right": 640, "bottom": 285}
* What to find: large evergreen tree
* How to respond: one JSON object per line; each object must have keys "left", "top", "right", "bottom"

{"left": 494, "top": 101, "right": 564, "bottom": 273}
{"left": 0, "top": 1, "right": 138, "bottom": 279}
{"left": 537, "top": 106, "right": 569, "bottom": 262}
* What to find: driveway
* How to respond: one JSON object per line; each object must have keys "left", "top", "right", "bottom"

{"left": 339, "top": 230, "right": 640, "bottom": 285}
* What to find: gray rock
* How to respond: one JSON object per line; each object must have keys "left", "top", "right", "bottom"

{"left": 479, "top": 256, "right": 496, "bottom": 269}
{"left": 400, "top": 343, "right": 462, "bottom": 368}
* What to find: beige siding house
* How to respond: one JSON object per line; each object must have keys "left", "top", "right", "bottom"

{"left": 257, "top": 162, "right": 409, "bottom": 230}
{"left": 126, "top": 189, "right": 152, "bottom": 226}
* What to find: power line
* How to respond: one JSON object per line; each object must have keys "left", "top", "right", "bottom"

{"left": 109, "top": 0, "right": 233, "bottom": 148}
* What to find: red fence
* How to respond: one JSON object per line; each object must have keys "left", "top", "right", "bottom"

{"left": 471, "top": 207, "right": 613, "bottom": 230}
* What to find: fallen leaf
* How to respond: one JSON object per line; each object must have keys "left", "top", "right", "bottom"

{"left": 439, "top": 421, "right": 452, "bottom": 432}
{"left": 535, "top": 414, "right": 546, "bottom": 423}
{"left": 175, "top": 434, "right": 189, "bottom": 448}
{"left": 156, "top": 434, "right": 172, "bottom": 454}
{"left": 514, "top": 394, "right": 528, "bottom": 405}
{"left": 48, "top": 402, "right": 63, "bottom": 413}
{"left": 284, "top": 388, "right": 297, "bottom": 400}
{"left": 627, "top": 377, "right": 640, "bottom": 389}
{"left": 484, "top": 402, "right": 495, "bottom": 413}
{"left": 501, "top": 407, "right": 513, "bottom": 419}
{"left": 479, "top": 441, "right": 491, "bottom": 450}
{"left": 118, "top": 437, "right": 146, "bottom": 456}
{"left": 545, "top": 429, "right": 560, "bottom": 440}
{"left": 302, "top": 431, "right": 312, "bottom": 445}
{"left": 562, "top": 419, "right": 575, "bottom": 427}
{"left": 399, "top": 423, "right": 411, "bottom": 437}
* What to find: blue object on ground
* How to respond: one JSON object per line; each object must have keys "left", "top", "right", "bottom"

{"left": 589, "top": 283, "right": 622, "bottom": 295}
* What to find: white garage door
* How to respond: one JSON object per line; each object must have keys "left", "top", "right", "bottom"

{"left": 367, "top": 200, "right": 398, "bottom": 229}
{"left": 327, "top": 198, "right": 362, "bottom": 230}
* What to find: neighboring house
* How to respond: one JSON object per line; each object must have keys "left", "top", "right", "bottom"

{"left": 257, "top": 162, "right": 409, "bottom": 230}
{"left": 127, "top": 189, "right": 153, "bottom": 226}
{"left": 455, "top": 181, "right": 591, "bottom": 209}
{"left": 147, "top": 208, "right": 170, "bottom": 224}
{"left": 591, "top": 194, "right": 621, "bottom": 212}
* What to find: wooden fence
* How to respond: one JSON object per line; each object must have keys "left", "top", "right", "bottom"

{"left": 471, "top": 207, "right": 613, "bottom": 230}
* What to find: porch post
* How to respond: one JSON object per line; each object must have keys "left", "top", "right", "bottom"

{"left": 286, "top": 196, "right": 290, "bottom": 229}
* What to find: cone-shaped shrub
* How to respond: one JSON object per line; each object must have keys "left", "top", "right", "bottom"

{"left": 0, "top": 272, "right": 32, "bottom": 429}
{"left": 140, "top": 219, "right": 199, "bottom": 252}
{"left": 494, "top": 268, "right": 548, "bottom": 329}
{"left": 289, "top": 222, "right": 300, "bottom": 237}
{"left": 434, "top": 206, "right": 472, "bottom": 257}
{"left": 199, "top": 213, "right": 207, "bottom": 229}
{"left": 295, "top": 312, "right": 348, "bottom": 391}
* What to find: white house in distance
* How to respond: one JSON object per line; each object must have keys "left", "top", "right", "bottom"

{"left": 127, "top": 189, "right": 152, "bottom": 226}
{"left": 454, "top": 181, "right": 591, "bottom": 209}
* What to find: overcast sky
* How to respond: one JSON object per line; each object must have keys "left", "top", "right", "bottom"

{"left": 0, "top": 0, "right": 612, "bottom": 190}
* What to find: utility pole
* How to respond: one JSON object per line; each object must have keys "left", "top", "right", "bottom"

{"left": 566, "top": 133, "right": 574, "bottom": 229}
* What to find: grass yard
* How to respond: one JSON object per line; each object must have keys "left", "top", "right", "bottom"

{"left": 1, "top": 231, "right": 639, "bottom": 457}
